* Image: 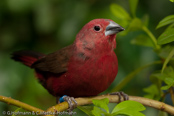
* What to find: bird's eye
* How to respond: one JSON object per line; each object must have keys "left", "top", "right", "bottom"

{"left": 94, "top": 26, "right": 101, "bottom": 31}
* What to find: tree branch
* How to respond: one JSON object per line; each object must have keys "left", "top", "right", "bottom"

{"left": 0, "top": 96, "right": 44, "bottom": 113}
{"left": 1, "top": 95, "right": 174, "bottom": 116}
{"left": 46, "top": 95, "right": 174, "bottom": 116}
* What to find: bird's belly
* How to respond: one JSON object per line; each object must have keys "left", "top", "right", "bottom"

{"left": 47, "top": 54, "right": 118, "bottom": 97}
{"left": 79, "top": 54, "right": 118, "bottom": 96}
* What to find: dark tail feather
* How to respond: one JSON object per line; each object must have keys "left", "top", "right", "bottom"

{"left": 11, "top": 51, "right": 44, "bottom": 67}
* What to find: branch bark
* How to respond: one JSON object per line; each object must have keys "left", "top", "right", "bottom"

{"left": 0, "top": 96, "right": 44, "bottom": 114}
{"left": 0, "top": 95, "right": 174, "bottom": 116}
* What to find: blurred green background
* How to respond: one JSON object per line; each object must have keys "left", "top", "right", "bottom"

{"left": 0, "top": 0, "right": 174, "bottom": 115}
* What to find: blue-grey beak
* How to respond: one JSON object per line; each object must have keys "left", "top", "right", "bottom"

{"left": 105, "top": 21, "right": 125, "bottom": 36}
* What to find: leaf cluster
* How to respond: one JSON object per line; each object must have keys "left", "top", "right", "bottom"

{"left": 78, "top": 98, "right": 145, "bottom": 116}
{"left": 110, "top": 0, "right": 174, "bottom": 104}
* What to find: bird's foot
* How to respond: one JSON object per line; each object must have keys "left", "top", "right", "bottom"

{"left": 58, "top": 95, "right": 77, "bottom": 112}
{"left": 110, "top": 91, "right": 129, "bottom": 102}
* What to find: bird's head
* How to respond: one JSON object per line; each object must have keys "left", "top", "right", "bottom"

{"left": 75, "top": 19, "right": 124, "bottom": 55}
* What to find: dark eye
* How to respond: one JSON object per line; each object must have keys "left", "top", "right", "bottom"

{"left": 94, "top": 26, "right": 100, "bottom": 31}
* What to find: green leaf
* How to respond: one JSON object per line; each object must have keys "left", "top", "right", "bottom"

{"left": 150, "top": 71, "right": 164, "bottom": 81}
{"left": 129, "top": 0, "right": 138, "bottom": 17}
{"left": 131, "top": 34, "right": 154, "bottom": 47}
{"left": 112, "top": 101, "right": 145, "bottom": 116}
{"left": 110, "top": 3, "right": 131, "bottom": 20}
{"left": 77, "top": 106, "right": 94, "bottom": 116}
{"left": 149, "top": 72, "right": 163, "bottom": 87}
{"left": 127, "top": 18, "right": 143, "bottom": 31}
{"left": 164, "top": 77, "right": 174, "bottom": 85}
{"left": 92, "top": 98, "right": 109, "bottom": 113}
{"left": 146, "top": 67, "right": 174, "bottom": 92}
{"left": 152, "top": 67, "right": 174, "bottom": 90}
{"left": 157, "top": 28, "right": 174, "bottom": 45}
{"left": 92, "top": 106, "right": 106, "bottom": 116}
{"left": 161, "top": 66, "right": 174, "bottom": 80}
{"left": 143, "top": 84, "right": 160, "bottom": 100}
{"left": 12, "top": 108, "right": 22, "bottom": 116}
{"left": 149, "top": 72, "right": 163, "bottom": 96}
{"left": 161, "top": 78, "right": 174, "bottom": 90}
{"left": 165, "top": 22, "right": 174, "bottom": 32}
{"left": 110, "top": 3, "right": 130, "bottom": 28}
{"left": 157, "top": 46, "right": 174, "bottom": 59}
{"left": 158, "top": 111, "right": 168, "bottom": 116}
{"left": 156, "top": 15, "right": 174, "bottom": 29}
{"left": 161, "top": 47, "right": 174, "bottom": 72}
{"left": 170, "top": 0, "right": 174, "bottom": 2}
{"left": 157, "top": 46, "right": 174, "bottom": 68}
{"left": 161, "top": 85, "right": 171, "bottom": 90}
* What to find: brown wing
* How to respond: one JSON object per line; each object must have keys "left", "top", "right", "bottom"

{"left": 32, "top": 45, "right": 74, "bottom": 74}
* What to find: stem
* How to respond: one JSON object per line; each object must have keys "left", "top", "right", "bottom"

{"left": 142, "top": 26, "right": 161, "bottom": 49}
{"left": 169, "top": 87, "right": 174, "bottom": 105}
{"left": 161, "top": 48, "right": 174, "bottom": 73}
{"left": 161, "top": 91, "right": 169, "bottom": 102}
{"left": 111, "top": 61, "right": 162, "bottom": 92}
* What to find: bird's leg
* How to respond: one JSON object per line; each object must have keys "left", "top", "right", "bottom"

{"left": 110, "top": 91, "right": 129, "bottom": 102}
{"left": 58, "top": 95, "right": 78, "bottom": 112}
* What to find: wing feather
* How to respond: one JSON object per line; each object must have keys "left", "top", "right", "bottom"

{"left": 32, "top": 45, "right": 74, "bottom": 74}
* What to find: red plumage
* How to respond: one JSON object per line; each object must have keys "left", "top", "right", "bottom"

{"left": 12, "top": 19, "right": 124, "bottom": 97}
{"left": 11, "top": 51, "right": 44, "bottom": 67}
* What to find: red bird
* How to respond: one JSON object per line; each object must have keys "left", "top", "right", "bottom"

{"left": 12, "top": 19, "right": 125, "bottom": 109}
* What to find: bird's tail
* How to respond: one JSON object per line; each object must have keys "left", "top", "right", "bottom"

{"left": 11, "top": 51, "right": 44, "bottom": 67}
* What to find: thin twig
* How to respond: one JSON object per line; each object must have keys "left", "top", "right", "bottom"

{"left": 161, "top": 90, "right": 169, "bottom": 102}
{"left": 142, "top": 26, "right": 160, "bottom": 49}
{"left": 169, "top": 87, "right": 174, "bottom": 105}
{"left": 111, "top": 61, "right": 162, "bottom": 92}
